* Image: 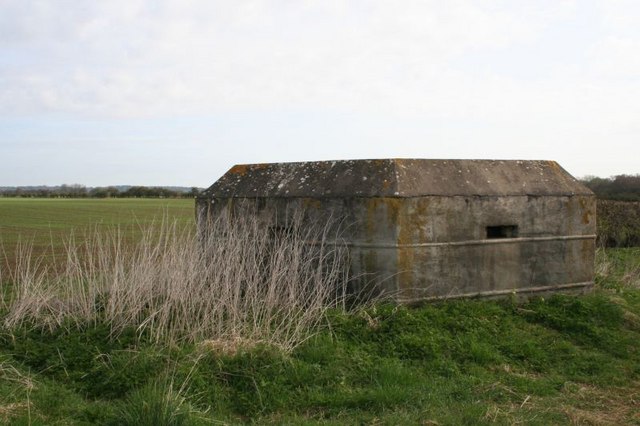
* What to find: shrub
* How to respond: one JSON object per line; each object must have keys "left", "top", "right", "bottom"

{"left": 597, "top": 200, "right": 640, "bottom": 247}
{"left": 1, "top": 212, "right": 349, "bottom": 352}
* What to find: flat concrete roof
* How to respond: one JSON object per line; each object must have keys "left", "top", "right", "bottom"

{"left": 200, "top": 159, "right": 593, "bottom": 198}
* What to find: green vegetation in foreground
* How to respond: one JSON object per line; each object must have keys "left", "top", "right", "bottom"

{"left": 0, "top": 249, "right": 639, "bottom": 424}
{"left": 0, "top": 198, "right": 194, "bottom": 267}
{"left": 1, "top": 200, "right": 639, "bottom": 424}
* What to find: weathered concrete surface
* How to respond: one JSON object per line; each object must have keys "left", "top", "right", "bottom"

{"left": 202, "top": 159, "right": 591, "bottom": 198}
{"left": 197, "top": 159, "right": 596, "bottom": 303}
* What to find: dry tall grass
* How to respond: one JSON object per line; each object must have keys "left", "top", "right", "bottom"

{"left": 0, "top": 212, "right": 349, "bottom": 352}
{"left": 595, "top": 247, "right": 640, "bottom": 289}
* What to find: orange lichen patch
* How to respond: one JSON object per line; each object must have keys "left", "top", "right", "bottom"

{"left": 396, "top": 247, "right": 415, "bottom": 296}
{"left": 228, "top": 163, "right": 270, "bottom": 176}
{"left": 396, "top": 199, "right": 429, "bottom": 245}
{"left": 365, "top": 199, "right": 377, "bottom": 238}
{"left": 384, "top": 198, "right": 402, "bottom": 224}
{"left": 547, "top": 160, "right": 560, "bottom": 169}
{"left": 578, "top": 197, "right": 594, "bottom": 225}
{"left": 413, "top": 199, "right": 429, "bottom": 242}
{"left": 395, "top": 199, "right": 430, "bottom": 294}
{"left": 546, "top": 160, "right": 565, "bottom": 176}
{"left": 252, "top": 163, "right": 270, "bottom": 170}
{"left": 565, "top": 198, "right": 575, "bottom": 235}
{"left": 229, "top": 164, "right": 250, "bottom": 176}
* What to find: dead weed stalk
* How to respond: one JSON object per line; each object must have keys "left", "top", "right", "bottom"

{"left": 1, "top": 213, "right": 349, "bottom": 352}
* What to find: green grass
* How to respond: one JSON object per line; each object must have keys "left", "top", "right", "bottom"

{"left": 1, "top": 199, "right": 639, "bottom": 424}
{"left": 0, "top": 198, "right": 194, "bottom": 268}
{"left": 1, "top": 284, "right": 639, "bottom": 424}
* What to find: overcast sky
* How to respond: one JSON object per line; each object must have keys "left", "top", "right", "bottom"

{"left": 1, "top": 0, "right": 639, "bottom": 186}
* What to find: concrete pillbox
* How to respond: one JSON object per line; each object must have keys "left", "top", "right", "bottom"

{"left": 197, "top": 159, "right": 596, "bottom": 303}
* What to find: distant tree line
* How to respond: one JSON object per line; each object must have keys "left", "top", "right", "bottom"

{"left": 0, "top": 185, "right": 202, "bottom": 198}
{"left": 580, "top": 174, "right": 640, "bottom": 201}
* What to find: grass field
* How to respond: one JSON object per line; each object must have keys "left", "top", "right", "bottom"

{"left": 0, "top": 198, "right": 639, "bottom": 424}
{"left": 0, "top": 198, "right": 194, "bottom": 268}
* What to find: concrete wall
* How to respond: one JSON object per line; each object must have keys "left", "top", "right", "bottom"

{"left": 196, "top": 193, "right": 596, "bottom": 302}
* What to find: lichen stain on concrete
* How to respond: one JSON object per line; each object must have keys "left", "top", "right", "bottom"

{"left": 384, "top": 198, "right": 402, "bottom": 225}
{"left": 228, "top": 163, "right": 270, "bottom": 176}
{"left": 547, "top": 160, "right": 562, "bottom": 172}
{"left": 565, "top": 197, "right": 575, "bottom": 235}
{"left": 398, "top": 198, "right": 429, "bottom": 245}
{"left": 396, "top": 248, "right": 415, "bottom": 296}
{"left": 365, "top": 198, "right": 378, "bottom": 239}
{"left": 372, "top": 159, "right": 387, "bottom": 168}
{"left": 228, "top": 164, "right": 250, "bottom": 176}
{"left": 396, "top": 221, "right": 415, "bottom": 291}
{"left": 395, "top": 199, "right": 430, "bottom": 294}
{"left": 364, "top": 198, "right": 401, "bottom": 239}
{"left": 578, "top": 197, "right": 593, "bottom": 225}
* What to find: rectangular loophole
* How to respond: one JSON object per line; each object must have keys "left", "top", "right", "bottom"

{"left": 486, "top": 225, "right": 518, "bottom": 239}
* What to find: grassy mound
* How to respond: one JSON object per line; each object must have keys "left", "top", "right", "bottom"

{"left": 1, "top": 248, "right": 639, "bottom": 424}
{"left": 1, "top": 200, "right": 639, "bottom": 423}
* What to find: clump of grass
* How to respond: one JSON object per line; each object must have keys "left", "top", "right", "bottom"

{"left": 595, "top": 248, "right": 612, "bottom": 281}
{"left": 110, "top": 375, "right": 200, "bottom": 426}
{"left": 0, "top": 356, "right": 36, "bottom": 391}
{"left": 0, "top": 356, "right": 36, "bottom": 423}
{"left": 621, "top": 260, "right": 640, "bottom": 289}
{"left": 596, "top": 247, "right": 640, "bottom": 289}
{"left": 2, "top": 211, "right": 349, "bottom": 352}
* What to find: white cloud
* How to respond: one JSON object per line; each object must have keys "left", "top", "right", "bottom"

{"left": 589, "top": 36, "right": 640, "bottom": 78}
{"left": 600, "top": 0, "right": 640, "bottom": 35}
{"left": 0, "top": 0, "right": 638, "bottom": 181}
{"left": 0, "top": 0, "right": 583, "bottom": 117}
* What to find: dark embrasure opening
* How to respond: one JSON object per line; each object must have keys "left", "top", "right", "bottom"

{"left": 486, "top": 225, "right": 519, "bottom": 239}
